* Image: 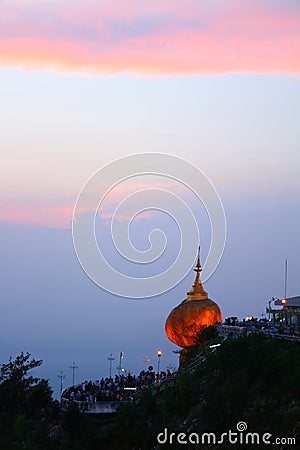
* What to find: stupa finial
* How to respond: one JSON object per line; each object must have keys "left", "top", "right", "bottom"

{"left": 194, "top": 245, "right": 202, "bottom": 282}
{"left": 187, "top": 245, "right": 208, "bottom": 300}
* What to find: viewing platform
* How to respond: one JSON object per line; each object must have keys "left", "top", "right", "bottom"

{"left": 60, "top": 397, "right": 128, "bottom": 414}
{"left": 60, "top": 369, "right": 172, "bottom": 414}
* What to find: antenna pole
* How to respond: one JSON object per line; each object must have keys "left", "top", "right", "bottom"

{"left": 58, "top": 371, "right": 65, "bottom": 397}
{"left": 284, "top": 259, "right": 288, "bottom": 300}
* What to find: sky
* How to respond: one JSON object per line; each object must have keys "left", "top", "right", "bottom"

{"left": 1, "top": 0, "right": 300, "bottom": 398}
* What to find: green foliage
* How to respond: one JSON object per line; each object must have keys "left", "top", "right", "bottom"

{"left": 97, "top": 335, "right": 300, "bottom": 448}
{"left": 198, "top": 325, "right": 218, "bottom": 342}
{"left": 25, "top": 378, "right": 53, "bottom": 417}
{"left": 0, "top": 352, "right": 58, "bottom": 450}
{"left": 13, "top": 413, "right": 28, "bottom": 440}
{"left": 138, "top": 388, "right": 157, "bottom": 416}
{"left": 2, "top": 339, "right": 300, "bottom": 449}
{"left": 62, "top": 402, "right": 83, "bottom": 434}
{"left": 0, "top": 351, "right": 50, "bottom": 416}
{"left": 184, "top": 326, "right": 219, "bottom": 361}
{"left": 200, "top": 335, "right": 300, "bottom": 433}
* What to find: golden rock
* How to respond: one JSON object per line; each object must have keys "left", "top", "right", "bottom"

{"left": 165, "top": 249, "right": 222, "bottom": 348}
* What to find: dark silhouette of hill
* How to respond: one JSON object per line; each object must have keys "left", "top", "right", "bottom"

{"left": 1, "top": 335, "right": 300, "bottom": 449}
{"left": 98, "top": 334, "right": 300, "bottom": 449}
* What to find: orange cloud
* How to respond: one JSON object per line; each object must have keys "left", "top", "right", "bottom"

{"left": 1, "top": 0, "right": 300, "bottom": 75}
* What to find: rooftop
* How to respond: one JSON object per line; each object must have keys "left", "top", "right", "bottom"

{"left": 274, "top": 296, "right": 300, "bottom": 308}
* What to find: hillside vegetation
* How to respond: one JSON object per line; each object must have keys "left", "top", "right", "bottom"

{"left": 1, "top": 335, "right": 300, "bottom": 449}
{"left": 100, "top": 334, "right": 300, "bottom": 449}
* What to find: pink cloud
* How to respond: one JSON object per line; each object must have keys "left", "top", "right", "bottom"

{"left": 0, "top": 200, "right": 154, "bottom": 228}
{"left": 0, "top": 179, "right": 177, "bottom": 227}
{"left": 1, "top": 0, "right": 300, "bottom": 75}
{"left": 0, "top": 200, "right": 73, "bottom": 229}
{"left": 99, "top": 211, "right": 153, "bottom": 222}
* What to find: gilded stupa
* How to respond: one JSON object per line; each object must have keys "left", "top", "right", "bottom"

{"left": 165, "top": 248, "right": 222, "bottom": 348}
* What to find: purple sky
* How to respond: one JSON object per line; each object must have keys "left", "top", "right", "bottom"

{"left": 1, "top": 1, "right": 300, "bottom": 398}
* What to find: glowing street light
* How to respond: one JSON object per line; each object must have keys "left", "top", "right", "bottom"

{"left": 117, "top": 352, "right": 124, "bottom": 376}
{"left": 157, "top": 349, "right": 162, "bottom": 381}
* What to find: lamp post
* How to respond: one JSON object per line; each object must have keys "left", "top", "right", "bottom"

{"left": 118, "top": 352, "right": 124, "bottom": 376}
{"left": 284, "top": 259, "right": 288, "bottom": 301}
{"left": 267, "top": 297, "right": 278, "bottom": 335}
{"left": 107, "top": 354, "right": 115, "bottom": 379}
{"left": 157, "top": 349, "right": 162, "bottom": 382}
{"left": 58, "top": 370, "right": 65, "bottom": 397}
{"left": 70, "top": 362, "right": 78, "bottom": 387}
{"left": 267, "top": 298, "right": 274, "bottom": 335}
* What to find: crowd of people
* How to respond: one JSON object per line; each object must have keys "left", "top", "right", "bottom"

{"left": 62, "top": 314, "right": 299, "bottom": 409}
{"left": 61, "top": 368, "right": 172, "bottom": 406}
{"left": 224, "top": 316, "right": 299, "bottom": 337}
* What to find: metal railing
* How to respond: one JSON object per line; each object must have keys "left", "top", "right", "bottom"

{"left": 61, "top": 397, "right": 131, "bottom": 414}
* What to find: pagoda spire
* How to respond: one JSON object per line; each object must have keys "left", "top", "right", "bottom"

{"left": 194, "top": 246, "right": 202, "bottom": 283}
{"left": 186, "top": 246, "right": 208, "bottom": 300}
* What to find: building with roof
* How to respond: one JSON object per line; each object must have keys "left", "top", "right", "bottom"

{"left": 269, "top": 296, "right": 300, "bottom": 333}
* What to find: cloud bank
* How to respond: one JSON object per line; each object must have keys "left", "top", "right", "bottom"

{"left": 1, "top": 0, "right": 300, "bottom": 75}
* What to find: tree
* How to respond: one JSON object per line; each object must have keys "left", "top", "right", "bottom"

{"left": 195, "top": 325, "right": 218, "bottom": 343}
{"left": 0, "top": 351, "right": 52, "bottom": 415}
